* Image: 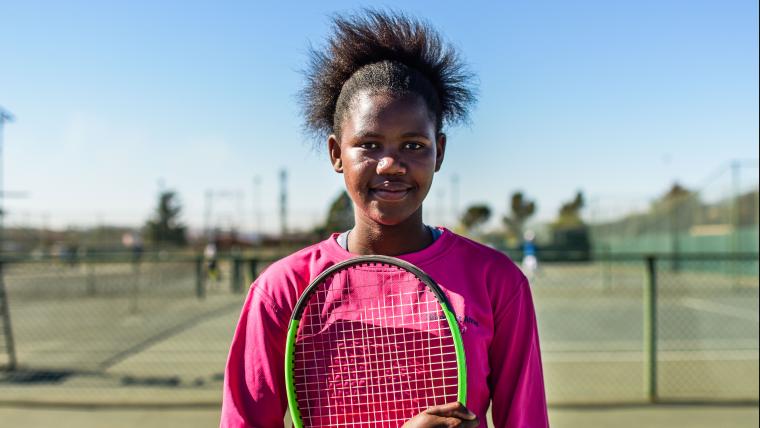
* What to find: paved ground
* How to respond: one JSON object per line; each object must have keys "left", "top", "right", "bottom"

{"left": 0, "top": 403, "right": 757, "bottom": 427}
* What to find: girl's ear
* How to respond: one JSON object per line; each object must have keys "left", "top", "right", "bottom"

{"left": 328, "top": 135, "right": 343, "bottom": 173}
{"left": 434, "top": 133, "right": 447, "bottom": 172}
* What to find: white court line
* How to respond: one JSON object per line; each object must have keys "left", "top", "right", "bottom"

{"left": 680, "top": 298, "right": 759, "bottom": 323}
{"left": 544, "top": 339, "right": 759, "bottom": 351}
{"left": 543, "top": 350, "right": 759, "bottom": 363}
{"left": 544, "top": 341, "right": 642, "bottom": 351}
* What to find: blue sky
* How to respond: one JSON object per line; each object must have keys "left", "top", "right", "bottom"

{"left": 1, "top": 0, "right": 757, "bottom": 233}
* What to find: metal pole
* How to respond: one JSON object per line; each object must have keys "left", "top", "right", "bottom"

{"left": 669, "top": 197, "right": 680, "bottom": 272}
{"left": 602, "top": 244, "right": 612, "bottom": 292}
{"left": 204, "top": 190, "right": 213, "bottom": 241}
{"left": 0, "top": 109, "right": 18, "bottom": 371}
{"left": 0, "top": 261, "right": 17, "bottom": 370}
{"left": 644, "top": 255, "right": 658, "bottom": 402}
{"left": 0, "top": 108, "right": 15, "bottom": 257}
{"left": 451, "top": 174, "right": 459, "bottom": 224}
{"left": 436, "top": 189, "right": 445, "bottom": 227}
{"left": 231, "top": 257, "right": 242, "bottom": 293}
{"left": 195, "top": 256, "right": 205, "bottom": 299}
{"left": 731, "top": 161, "right": 741, "bottom": 288}
{"left": 253, "top": 176, "right": 261, "bottom": 237}
{"left": 279, "top": 169, "right": 288, "bottom": 237}
{"left": 130, "top": 256, "right": 140, "bottom": 314}
{"left": 236, "top": 190, "right": 244, "bottom": 235}
{"left": 731, "top": 160, "right": 741, "bottom": 246}
{"left": 248, "top": 258, "right": 258, "bottom": 287}
{"left": 86, "top": 261, "right": 96, "bottom": 296}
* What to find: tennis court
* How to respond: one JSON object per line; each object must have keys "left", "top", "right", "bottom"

{"left": 0, "top": 255, "right": 757, "bottom": 407}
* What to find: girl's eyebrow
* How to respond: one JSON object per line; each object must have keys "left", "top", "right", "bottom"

{"left": 354, "top": 131, "right": 385, "bottom": 140}
{"left": 353, "top": 131, "right": 431, "bottom": 140}
{"left": 400, "top": 132, "right": 431, "bottom": 140}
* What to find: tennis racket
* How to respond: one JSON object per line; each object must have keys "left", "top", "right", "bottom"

{"left": 285, "top": 255, "right": 466, "bottom": 427}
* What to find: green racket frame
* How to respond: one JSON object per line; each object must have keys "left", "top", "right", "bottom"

{"left": 284, "top": 255, "right": 466, "bottom": 428}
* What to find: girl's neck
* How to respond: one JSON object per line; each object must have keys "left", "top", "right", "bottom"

{"left": 348, "top": 211, "right": 432, "bottom": 256}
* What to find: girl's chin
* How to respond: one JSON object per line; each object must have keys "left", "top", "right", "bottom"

{"left": 359, "top": 208, "right": 422, "bottom": 227}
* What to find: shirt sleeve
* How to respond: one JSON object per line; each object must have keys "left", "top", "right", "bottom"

{"left": 489, "top": 276, "right": 549, "bottom": 428}
{"left": 220, "top": 281, "right": 289, "bottom": 428}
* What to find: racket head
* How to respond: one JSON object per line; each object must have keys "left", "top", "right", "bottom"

{"left": 285, "top": 255, "right": 466, "bottom": 428}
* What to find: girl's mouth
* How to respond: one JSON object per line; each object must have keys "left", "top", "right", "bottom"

{"left": 370, "top": 188, "right": 410, "bottom": 201}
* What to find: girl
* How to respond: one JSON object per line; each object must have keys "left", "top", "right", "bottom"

{"left": 221, "top": 10, "right": 548, "bottom": 428}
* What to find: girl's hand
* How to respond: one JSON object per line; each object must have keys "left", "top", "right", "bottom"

{"left": 401, "top": 402, "right": 479, "bottom": 428}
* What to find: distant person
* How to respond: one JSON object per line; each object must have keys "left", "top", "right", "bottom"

{"left": 204, "top": 242, "right": 220, "bottom": 286}
{"left": 522, "top": 230, "right": 539, "bottom": 280}
{"left": 121, "top": 232, "right": 143, "bottom": 263}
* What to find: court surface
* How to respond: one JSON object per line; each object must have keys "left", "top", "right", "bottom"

{"left": 1, "top": 259, "right": 757, "bottom": 415}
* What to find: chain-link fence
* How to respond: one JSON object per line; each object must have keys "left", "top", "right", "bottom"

{"left": 533, "top": 254, "right": 759, "bottom": 404}
{"left": 0, "top": 254, "right": 275, "bottom": 404}
{"left": 0, "top": 253, "right": 757, "bottom": 406}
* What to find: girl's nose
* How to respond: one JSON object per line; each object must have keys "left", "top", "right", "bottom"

{"left": 376, "top": 156, "right": 406, "bottom": 175}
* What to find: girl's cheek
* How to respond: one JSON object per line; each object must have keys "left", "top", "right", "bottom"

{"left": 353, "top": 157, "right": 376, "bottom": 171}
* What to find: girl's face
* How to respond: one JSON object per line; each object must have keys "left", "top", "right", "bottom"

{"left": 328, "top": 91, "right": 446, "bottom": 227}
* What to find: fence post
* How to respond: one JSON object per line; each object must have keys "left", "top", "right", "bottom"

{"left": 129, "top": 257, "right": 141, "bottom": 314}
{"left": 231, "top": 257, "right": 242, "bottom": 293}
{"left": 248, "top": 259, "right": 259, "bottom": 290}
{"left": 86, "top": 261, "right": 96, "bottom": 296}
{"left": 195, "top": 256, "right": 205, "bottom": 299}
{"left": 0, "top": 260, "right": 18, "bottom": 371}
{"left": 601, "top": 244, "right": 612, "bottom": 291}
{"left": 644, "top": 255, "right": 658, "bottom": 403}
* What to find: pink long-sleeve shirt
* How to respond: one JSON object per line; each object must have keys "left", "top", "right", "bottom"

{"left": 220, "top": 228, "right": 549, "bottom": 427}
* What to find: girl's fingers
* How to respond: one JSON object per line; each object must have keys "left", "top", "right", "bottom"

{"left": 403, "top": 414, "right": 480, "bottom": 428}
{"left": 424, "top": 402, "right": 477, "bottom": 420}
{"left": 402, "top": 402, "right": 479, "bottom": 428}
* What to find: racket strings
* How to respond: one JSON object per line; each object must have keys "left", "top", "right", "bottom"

{"left": 293, "top": 263, "right": 458, "bottom": 427}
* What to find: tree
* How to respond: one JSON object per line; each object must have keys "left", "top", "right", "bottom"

{"left": 145, "top": 191, "right": 187, "bottom": 247}
{"left": 324, "top": 191, "right": 354, "bottom": 233}
{"left": 502, "top": 191, "right": 536, "bottom": 244}
{"left": 310, "top": 191, "right": 356, "bottom": 238}
{"left": 653, "top": 183, "right": 699, "bottom": 269}
{"left": 554, "top": 191, "right": 585, "bottom": 229}
{"left": 460, "top": 204, "right": 491, "bottom": 233}
{"left": 551, "top": 191, "right": 590, "bottom": 254}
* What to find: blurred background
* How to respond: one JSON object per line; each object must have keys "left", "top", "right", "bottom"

{"left": 0, "top": 0, "right": 757, "bottom": 427}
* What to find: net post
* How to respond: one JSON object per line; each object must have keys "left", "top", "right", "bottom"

{"left": 195, "top": 255, "right": 205, "bottom": 299}
{"left": 643, "top": 255, "right": 658, "bottom": 403}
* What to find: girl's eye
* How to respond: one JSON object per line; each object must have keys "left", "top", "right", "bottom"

{"left": 404, "top": 142, "right": 424, "bottom": 150}
{"left": 359, "top": 142, "right": 379, "bottom": 150}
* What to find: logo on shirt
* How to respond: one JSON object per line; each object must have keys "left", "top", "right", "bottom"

{"left": 427, "top": 313, "right": 480, "bottom": 332}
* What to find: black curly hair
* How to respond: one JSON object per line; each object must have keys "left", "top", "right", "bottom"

{"left": 300, "top": 9, "right": 477, "bottom": 141}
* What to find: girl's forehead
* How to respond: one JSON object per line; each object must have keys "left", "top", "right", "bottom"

{"left": 346, "top": 91, "right": 435, "bottom": 130}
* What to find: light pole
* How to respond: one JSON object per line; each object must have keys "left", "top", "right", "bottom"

{"left": 279, "top": 169, "right": 288, "bottom": 237}
{"left": 0, "top": 107, "right": 15, "bottom": 255}
{"left": 450, "top": 174, "right": 459, "bottom": 225}
{"left": 0, "top": 107, "right": 17, "bottom": 370}
{"left": 252, "top": 176, "right": 261, "bottom": 237}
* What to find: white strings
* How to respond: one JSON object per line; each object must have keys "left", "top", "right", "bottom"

{"left": 293, "top": 264, "right": 458, "bottom": 427}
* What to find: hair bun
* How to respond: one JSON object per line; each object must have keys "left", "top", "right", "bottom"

{"left": 300, "top": 9, "right": 477, "bottom": 141}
